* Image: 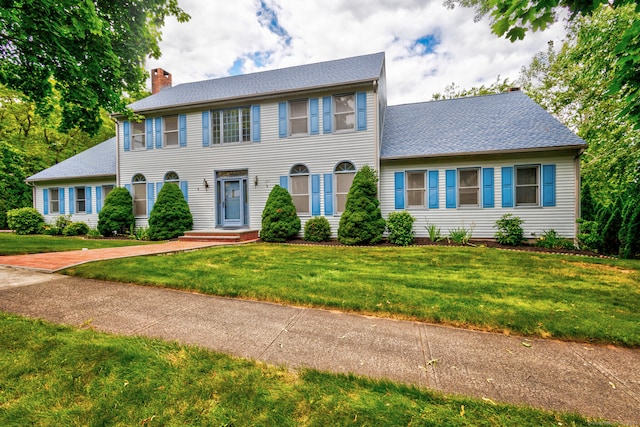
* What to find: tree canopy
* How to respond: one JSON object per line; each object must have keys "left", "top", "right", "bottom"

{"left": 0, "top": 0, "right": 190, "bottom": 135}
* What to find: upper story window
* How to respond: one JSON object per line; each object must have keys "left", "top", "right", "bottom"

{"left": 289, "top": 100, "right": 308, "bottom": 136}
{"left": 164, "top": 115, "right": 179, "bottom": 147}
{"left": 211, "top": 107, "right": 251, "bottom": 144}
{"left": 131, "top": 122, "right": 145, "bottom": 150}
{"left": 516, "top": 165, "right": 539, "bottom": 206}
{"left": 334, "top": 94, "right": 355, "bottom": 132}
{"left": 164, "top": 171, "right": 179, "bottom": 183}
{"left": 406, "top": 171, "right": 426, "bottom": 208}
{"left": 49, "top": 188, "right": 59, "bottom": 214}
{"left": 75, "top": 186, "right": 86, "bottom": 213}
{"left": 335, "top": 161, "right": 356, "bottom": 213}
{"left": 458, "top": 168, "right": 480, "bottom": 207}
{"left": 290, "top": 164, "right": 310, "bottom": 215}
{"left": 132, "top": 174, "right": 147, "bottom": 217}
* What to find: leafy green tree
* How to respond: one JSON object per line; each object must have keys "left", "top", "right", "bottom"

{"left": 97, "top": 187, "right": 135, "bottom": 236}
{"left": 148, "top": 183, "right": 193, "bottom": 241}
{"left": 0, "top": 142, "right": 32, "bottom": 218}
{"left": 260, "top": 185, "right": 301, "bottom": 242}
{"left": 432, "top": 76, "right": 514, "bottom": 100}
{"left": 0, "top": 0, "right": 190, "bottom": 135}
{"left": 338, "top": 165, "right": 386, "bottom": 245}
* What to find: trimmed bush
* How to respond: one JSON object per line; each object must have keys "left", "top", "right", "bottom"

{"left": 386, "top": 211, "right": 415, "bottom": 246}
{"left": 337, "top": 165, "right": 386, "bottom": 245}
{"left": 97, "top": 187, "right": 135, "bottom": 236}
{"left": 148, "top": 183, "right": 193, "bottom": 241}
{"left": 304, "top": 216, "right": 331, "bottom": 242}
{"left": 260, "top": 185, "right": 301, "bottom": 242}
{"left": 494, "top": 213, "right": 525, "bottom": 246}
{"left": 63, "top": 222, "right": 90, "bottom": 236}
{"left": 536, "top": 229, "right": 575, "bottom": 250}
{"left": 6, "top": 207, "right": 44, "bottom": 235}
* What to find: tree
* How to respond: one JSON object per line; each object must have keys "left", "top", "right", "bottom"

{"left": 0, "top": 0, "right": 190, "bottom": 135}
{"left": 260, "top": 185, "right": 301, "bottom": 242}
{"left": 0, "top": 142, "right": 32, "bottom": 222}
{"left": 148, "top": 183, "right": 193, "bottom": 240}
{"left": 337, "top": 165, "right": 386, "bottom": 245}
{"left": 432, "top": 76, "right": 514, "bottom": 100}
{"left": 97, "top": 187, "right": 135, "bottom": 236}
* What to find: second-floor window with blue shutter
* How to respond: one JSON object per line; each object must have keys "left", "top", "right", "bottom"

{"left": 164, "top": 115, "right": 179, "bottom": 147}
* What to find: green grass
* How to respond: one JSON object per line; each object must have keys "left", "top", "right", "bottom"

{"left": 65, "top": 244, "right": 640, "bottom": 347}
{"left": 0, "top": 233, "right": 157, "bottom": 255}
{"left": 0, "top": 312, "right": 592, "bottom": 426}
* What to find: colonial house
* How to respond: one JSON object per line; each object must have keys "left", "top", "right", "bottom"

{"left": 27, "top": 52, "right": 586, "bottom": 239}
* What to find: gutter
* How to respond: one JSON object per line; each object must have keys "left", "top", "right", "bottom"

{"left": 380, "top": 144, "right": 587, "bottom": 161}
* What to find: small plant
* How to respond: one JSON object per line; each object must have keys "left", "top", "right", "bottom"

{"left": 6, "top": 207, "right": 44, "bottom": 235}
{"left": 260, "top": 185, "right": 301, "bottom": 242}
{"left": 86, "top": 227, "right": 103, "bottom": 238}
{"left": 63, "top": 222, "right": 90, "bottom": 236}
{"left": 386, "top": 211, "right": 415, "bottom": 246}
{"left": 494, "top": 213, "right": 525, "bottom": 246}
{"left": 536, "top": 229, "right": 575, "bottom": 250}
{"left": 425, "top": 222, "right": 443, "bottom": 242}
{"left": 448, "top": 223, "right": 475, "bottom": 245}
{"left": 304, "top": 217, "right": 331, "bottom": 242}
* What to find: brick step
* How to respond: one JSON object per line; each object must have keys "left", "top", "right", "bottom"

{"left": 178, "top": 229, "right": 260, "bottom": 243}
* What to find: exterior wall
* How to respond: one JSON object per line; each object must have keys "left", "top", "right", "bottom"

{"left": 117, "top": 87, "right": 377, "bottom": 235}
{"left": 380, "top": 151, "right": 580, "bottom": 239}
{"left": 32, "top": 178, "right": 117, "bottom": 228}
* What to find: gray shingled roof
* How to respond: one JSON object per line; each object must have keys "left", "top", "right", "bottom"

{"left": 380, "top": 91, "right": 586, "bottom": 159}
{"left": 26, "top": 137, "right": 116, "bottom": 182}
{"left": 129, "top": 52, "right": 386, "bottom": 112}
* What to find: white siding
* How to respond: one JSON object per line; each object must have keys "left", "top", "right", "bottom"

{"left": 380, "top": 152, "right": 579, "bottom": 239}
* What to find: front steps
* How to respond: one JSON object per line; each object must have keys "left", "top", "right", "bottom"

{"left": 178, "top": 229, "right": 260, "bottom": 243}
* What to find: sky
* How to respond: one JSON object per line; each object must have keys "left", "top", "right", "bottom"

{"left": 145, "top": 0, "right": 568, "bottom": 106}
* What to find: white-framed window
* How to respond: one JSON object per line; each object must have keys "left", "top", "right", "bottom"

{"left": 49, "top": 188, "right": 59, "bottom": 214}
{"left": 211, "top": 107, "right": 251, "bottom": 144}
{"left": 131, "top": 121, "right": 145, "bottom": 150}
{"left": 458, "top": 168, "right": 480, "bottom": 207}
{"left": 164, "top": 171, "right": 179, "bottom": 183}
{"left": 164, "top": 115, "right": 179, "bottom": 147}
{"left": 334, "top": 94, "right": 355, "bottom": 132}
{"left": 290, "top": 164, "right": 310, "bottom": 215}
{"left": 75, "top": 187, "right": 86, "bottom": 213}
{"left": 335, "top": 161, "right": 356, "bottom": 213}
{"left": 516, "top": 165, "right": 540, "bottom": 206}
{"left": 406, "top": 171, "right": 426, "bottom": 208}
{"left": 289, "top": 99, "right": 308, "bottom": 136}
{"left": 132, "top": 174, "right": 147, "bottom": 217}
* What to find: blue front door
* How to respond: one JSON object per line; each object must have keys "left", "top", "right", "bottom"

{"left": 223, "top": 180, "right": 242, "bottom": 227}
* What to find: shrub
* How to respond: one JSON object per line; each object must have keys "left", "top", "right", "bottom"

{"left": 63, "top": 221, "right": 90, "bottom": 236}
{"left": 577, "top": 219, "right": 602, "bottom": 252}
{"left": 599, "top": 198, "right": 622, "bottom": 255}
{"left": 6, "top": 207, "right": 44, "bottom": 235}
{"left": 0, "top": 199, "right": 7, "bottom": 229}
{"left": 44, "top": 215, "right": 72, "bottom": 236}
{"left": 303, "top": 216, "right": 331, "bottom": 242}
{"left": 386, "top": 211, "right": 415, "bottom": 246}
{"left": 86, "top": 227, "right": 102, "bottom": 238}
{"left": 494, "top": 213, "right": 525, "bottom": 246}
{"left": 148, "top": 183, "right": 193, "bottom": 241}
{"left": 425, "top": 222, "right": 443, "bottom": 242}
{"left": 448, "top": 223, "right": 475, "bottom": 245}
{"left": 536, "top": 229, "right": 575, "bottom": 250}
{"left": 337, "top": 165, "right": 386, "bottom": 245}
{"left": 260, "top": 185, "right": 301, "bottom": 242}
{"left": 97, "top": 187, "right": 135, "bottom": 236}
{"left": 619, "top": 190, "right": 640, "bottom": 259}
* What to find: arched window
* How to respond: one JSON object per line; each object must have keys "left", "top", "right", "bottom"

{"left": 164, "top": 171, "right": 179, "bottom": 183}
{"left": 132, "top": 174, "right": 147, "bottom": 217}
{"left": 334, "top": 161, "right": 356, "bottom": 213}
{"left": 290, "top": 164, "right": 310, "bottom": 215}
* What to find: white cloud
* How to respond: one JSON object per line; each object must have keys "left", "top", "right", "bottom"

{"left": 146, "top": 0, "right": 567, "bottom": 104}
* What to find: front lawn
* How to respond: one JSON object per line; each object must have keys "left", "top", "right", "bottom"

{"left": 65, "top": 244, "right": 640, "bottom": 347}
{"left": 0, "top": 313, "right": 591, "bottom": 426}
{"left": 0, "top": 233, "right": 157, "bottom": 255}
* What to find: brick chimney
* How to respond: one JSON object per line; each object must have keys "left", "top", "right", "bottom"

{"left": 151, "top": 68, "right": 172, "bottom": 94}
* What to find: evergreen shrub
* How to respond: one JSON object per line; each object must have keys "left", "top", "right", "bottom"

{"left": 494, "top": 213, "right": 525, "bottom": 246}
{"left": 63, "top": 222, "right": 90, "bottom": 236}
{"left": 303, "top": 216, "right": 331, "bottom": 242}
{"left": 386, "top": 211, "right": 415, "bottom": 246}
{"left": 6, "top": 207, "right": 44, "bottom": 235}
{"left": 148, "top": 183, "right": 193, "bottom": 241}
{"left": 97, "top": 187, "right": 135, "bottom": 236}
{"left": 260, "top": 185, "right": 301, "bottom": 242}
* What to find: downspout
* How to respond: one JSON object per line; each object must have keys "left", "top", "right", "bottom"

{"left": 114, "top": 119, "right": 120, "bottom": 187}
{"left": 373, "top": 79, "right": 380, "bottom": 195}
{"left": 574, "top": 149, "right": 583, "bottom": 241}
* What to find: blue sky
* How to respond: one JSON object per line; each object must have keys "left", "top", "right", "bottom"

{"left": 147, "top": 0, "right": 567, "bottom": 104}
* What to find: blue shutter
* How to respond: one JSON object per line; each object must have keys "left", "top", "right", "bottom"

{"left": 279, "top": 176, "right": 288, "bottom": 190}
{"left": 542, "top": 164, "right": 556, "bottom": 207}
{"left": 69, "top": 187, "right": 75, "bottom": 214}
{"left": 86, "top": 186, "right": 92, "bottom": 214}
{"left": 324, "top": 173, "right": 333, "bottom": 216}
{"left": 59, "top": 188, "right": 65, "bottom": 214}
{"left": 356, "top": 92, "right": 367, "bottom": 131}
{"left": 146, "top": 118, "right": 153, "bottom": 150}
{"left": 155, "top": 117, "right": 162, "bottom": 149}
{"left": 202, "top": 111, "right": 210, "bottom": 147}
{"left": 180, "top": 181, "right": 188, "bottom": 202}
{"left": 428, "top": 170, "right": 439, "bottom": 209}
{"left": 502, "top": 167, "right": 514, "bottom": 208}
{"left": 123, "top": 121, "right": 130, "bottom": 151}
{"left": 251, "top": 105, "right": 261, "bottom": 142}
{"left": 179, "top": 114, "right": 187, "bottom": 147}
{"left": 278, "top": 102, "right": 288, "bottom": 138}
{"left": 147, "top": 183, "right": 155, "bottom": 216}
{"left": 309, "top": 98, "right": 319, "bottom": 135}
{"left": 323, "top": 96, "right": 332, "bottom": 133}
{"left": 445, "top": 170, "right": 456, "bottom": 209}
{"left": 311, "top": 174, "right": 320, "bottom": 216}
{"left": 124, "top": 184, "right": 131, "bottom": 194}
{"left": 43, "top": 189, "right": 49, "bottom": 215}
{"left": 394, "top": 172, "right": 405, "bottom": 209}
{"left": 96, "top": 186, "right": 103, "bottom": 213}
{"left": 482, "top": 168, "right": 494, "bottom": 208}
{"left": 156, "top": 182, "right": 163, "bottom": 198}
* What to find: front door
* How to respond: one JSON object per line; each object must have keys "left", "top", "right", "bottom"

{"left": 223, "top": 179, "right": 242, "bottom": 227}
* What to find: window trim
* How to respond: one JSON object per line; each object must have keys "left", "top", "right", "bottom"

{"left": 49, "top": 188, "right": 60, "bottom": 214}
{"left": 515, "top": 164, "right": 540, "bottom": 207}
{"left": 333, "top": 93, "right": 356, "bottom": 133}
{"left": 334, "top": 161, "right": 356, "bottom": 214}
{"left": 458, "top": 167, "right": 480, "bottom": 208}
{"left": 289, "top": 99, "right": 309, "bottom": 136}
{"left": 163, "top": 115, "right": 179, "bottom": 147}
{"left": 405, "top": 170, "right": 426, "bottom": 209}
{"left": 290, "top": 163, "right": 310, "bottom": 215}
{"left": 164, "top": 171, "right": 180, "bottom": 183}
{"left": 74, "top": 186, "right": 86, "bottom": 214}
{"left": 132, "top": 174, "right": 147, "bottom": 218}
{"left": 131, "top": 121, "right": 146, "bottom": 151}
{"left": 210, "top": 107, "right": 251, "bottom": 145}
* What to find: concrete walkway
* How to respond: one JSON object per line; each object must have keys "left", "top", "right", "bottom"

{"left": 0, "top": 266, "right": 638, "bottom": 425}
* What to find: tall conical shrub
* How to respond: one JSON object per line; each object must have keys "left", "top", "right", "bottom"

{"left": 337, "top": 165, "right": 385, "bottom": 245}
{"left": 97, "top": 187, "right": 134, "bottom": 236}
{"left": 260, "top": 185, "right": 301, "bottom": 242}
{"left": 148, "top": 183, "right": 193, "bottom": 240}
